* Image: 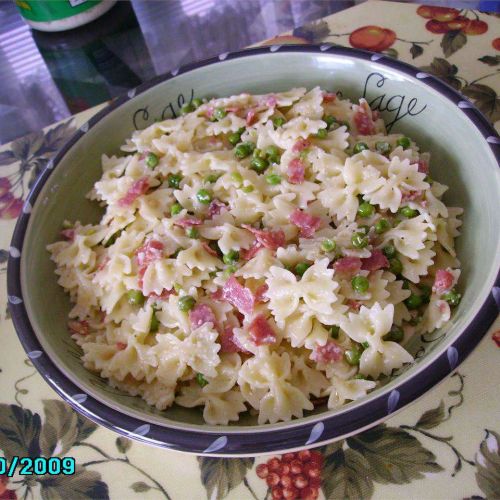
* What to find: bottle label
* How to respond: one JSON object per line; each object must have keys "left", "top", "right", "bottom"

{"left": 15, "top": 0, "right": 103, "bottom": 22}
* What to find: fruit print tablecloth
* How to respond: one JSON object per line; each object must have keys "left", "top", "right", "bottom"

{"left": 0, "top": 2, "right": 499, "bottom": 499}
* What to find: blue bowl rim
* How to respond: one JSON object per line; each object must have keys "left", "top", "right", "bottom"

{"left": 7, "top": 44, "right": 500, "bottom": 456}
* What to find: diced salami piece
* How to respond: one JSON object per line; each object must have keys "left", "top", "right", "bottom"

{"left": 292, "top": 139, "right": 311, "bottom": 153}
{"left": 289, "top": 208, "right": 322, "bottom": 238}
{"left": 248, "top": 314, "right": 276, "bottom": 346}
{"left": 418, "top": 160, "right": 429, "bottom": 174}
{"left": 219, "top": 326, "right": 249, "bottom": 353}
{"left": 334, "top": 256, "right": 362, "bottom": 276}
{"left": 68, "top": 320, "right": 89, "bottom": 336}
{"left": 240, "top": 241, "right": 263, "bottom": 261}
{"left": 173, "top": 216, "right": 203, "bottom": 227}
{"left": 118, "top": 177, "right": 150, "bottom": 207}
{"left": 201, "top": 241, "right": 219, "bottom": 256}
{"left": 246, "top": 109, "right": 257, "bottom": 126}
{"left": 208, "top": 199, "right": 226, "bottom": 217}
{"left": 254, "top": 284, "right": 269, "bottom": 303}
{"left": 148, "top": 289, "right": 174, "bottom": 300}
{"left": 205, "top": 107, "right": 214, "bottom": 119}
{"left": 354, "top": 110, "right": 375, "bottom": 135}
{"left": 222, "top": 276, "right": 255, "bottom": 315}
{"left": 433, "top": 269, "right": 454, "bottom": 295}
{"left": 361, "top": 250, "right": 389, "bottom": 272}
{"left": 287, "top": 158, "right": 306, "bottom": 184}
{"left": 135, "top": 240, "right": 164, "bottom": 267}
{"left": 266, "top": 95, "right": 278, "bottom": 107}
{"left": 492, "top": 330, "right": 500, "bottom": 348}
{"left": 61, "top": 228, "right": 75, "bottom": 241}
{"left": 189, "top": 303, "right": 216, "bottom": 328}
{"left": 242, "top": 225, "right": 286, "bottom": 250}
{"left": 401, "top": 190, "right": 424, "bottom": 202}
{"left": 211, "top": 288, "right": 224, "bottom": 301}
{"left": 116, "top": 342, "right": 127, "bottom": 351}
{"left": 346, "top": 299, "right": 361, "bottom": 311}
{"left": 322, "top": 92, "right": 336, "bottom": 103}
{"left": 310, "top": 341, "right": 343, "bottom": 363}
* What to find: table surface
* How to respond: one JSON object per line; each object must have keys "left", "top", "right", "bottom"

{"left": 1, "top": 1, "right": 499, "bottom": 499}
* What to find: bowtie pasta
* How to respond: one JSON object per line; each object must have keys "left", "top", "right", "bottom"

{"left": 48, "top": 87, "right": 463, "bottom": 425}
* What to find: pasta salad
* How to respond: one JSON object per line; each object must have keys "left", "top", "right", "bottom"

{"left": 48, "top": 87, "right": 463, "bottom": 425}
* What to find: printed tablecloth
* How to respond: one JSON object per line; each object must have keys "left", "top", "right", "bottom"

{"left": 1, "top": 2, "right": 499, "bottom": 499}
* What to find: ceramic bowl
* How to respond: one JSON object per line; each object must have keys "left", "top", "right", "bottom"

{"left": 7, "top": 46, "right": 500, "bottom": 456}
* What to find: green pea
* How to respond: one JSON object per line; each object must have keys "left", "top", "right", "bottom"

{"left": 170, "top": 203, "right": 182, "bottom": 216}
{"left": 396, "top": 136, "right": 411, "bottom": 149}
{"left": 231, "top": 172, "right": 243, "bottom": 184}
{"left": 196, "top": 189, "right": 212, "bottom": 205}
{"left": 150, "top": 309, "right": 160, "bottom": 333}
{"left": 383, "top": 325, "right": 404, "bottom": 342}
{"left": 223, "top": 265, "right": 237, "bottom": 277}
{"left": 214, "top": 107, "right": 227, "bottom": 121}
{"left": 315, "top": 128, "right": 328, "bottom": 139}
{"left": 127, "top": 290, "right": 145, "bottom": 306}
{"left": 266, "top": 174, "right": 282, "bottom": 185}
{"left": 204, "top": 173, "right": 220, "bottom": 183}
{"left": 178, "top": 295, "right": 196, "bottom": 312}
{"left": 405, "top": 293, "right": 423, "bottom": 310}
{"left": 180, "top": 102, "right": 195, "bottom": 115}
{"left": 352, "top": 275, "right": 370, "bottom": 294}
{"left": 272, "top": 117, "right": 285, "bottom": 129}
{"left": 375, "top": 141, "right": 391, "bottom": 155}
{"left": 357, "top": 202, "right": 375, "bottom": 218}
{"left": 383, "top": 245, "right": 396, "bottom": 259}
{"left": 353, "top": 142, "right": 369, "bottom": 154}
{"left": 146, "top": 152, "right": 159, "bottom": 169}
{"left": 223, "top": 249, "right": 239, "bottom": 265}
{"left": 321, "top": 239, "right": 336, "bottom": 252}
{"left": 264, "top": 145, "right": 280, "bottom": 158}
{"left": 228, "top": 132, "right": 241, "bottom": 146}
{"left": 354, "top": 373, "right": 366, "bottom": 380}
{"left": 242, "top": 185, "right": 254, "bottom": 193}
{"left": 295, "top": 262, "right": 311, "bottom": 277}
{"left": 351, "top": 232, "right": 369, "bottom": 249}
{"left": 330, "top": 325, "right": 340, "bottom": 339}
{"left": 443, "top": 289, "right": 461, "bottom": 307}
{"left": 167, "top": 173, "right": 183, "bottom": 189}
{"left": 234, "top": 142, "right": 254, "bottom": 159}
{"left": 191, "top": 97, "right": 203, "bottom": 108}
{"left": 419, "top": 284, "right": 432, "bottom": 303}
{"left": 323, "top": 115, "right": 337, "bottom": 130}
{"left": 361, "top": 341, "right": 370, "bottom": 349}
{"left": 344, "top": 348, "right": 361, "bottom": 366}
{"left": 196, "top": 373, "right": 208, "bottom": 387}
{"left": 389, "top": 257, "right": 403, "bottom": 275}
{"left": 399, "top": 206, "right": 418, "bottom": 218}
{"left": 375, "top": 218, "right": 391, "bottom": 234}
{"left": 265, "top": 145, "right": 281, "bottom": 163}
{"left": 186, "top": 227, "right": 199, "bottom": 239}
{"left": 250, "top": 157, "right": 269, "bottom": 173}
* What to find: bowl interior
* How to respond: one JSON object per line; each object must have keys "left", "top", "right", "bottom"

{"left": 21, "top": 50, "right": 500, "bottom": 431}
